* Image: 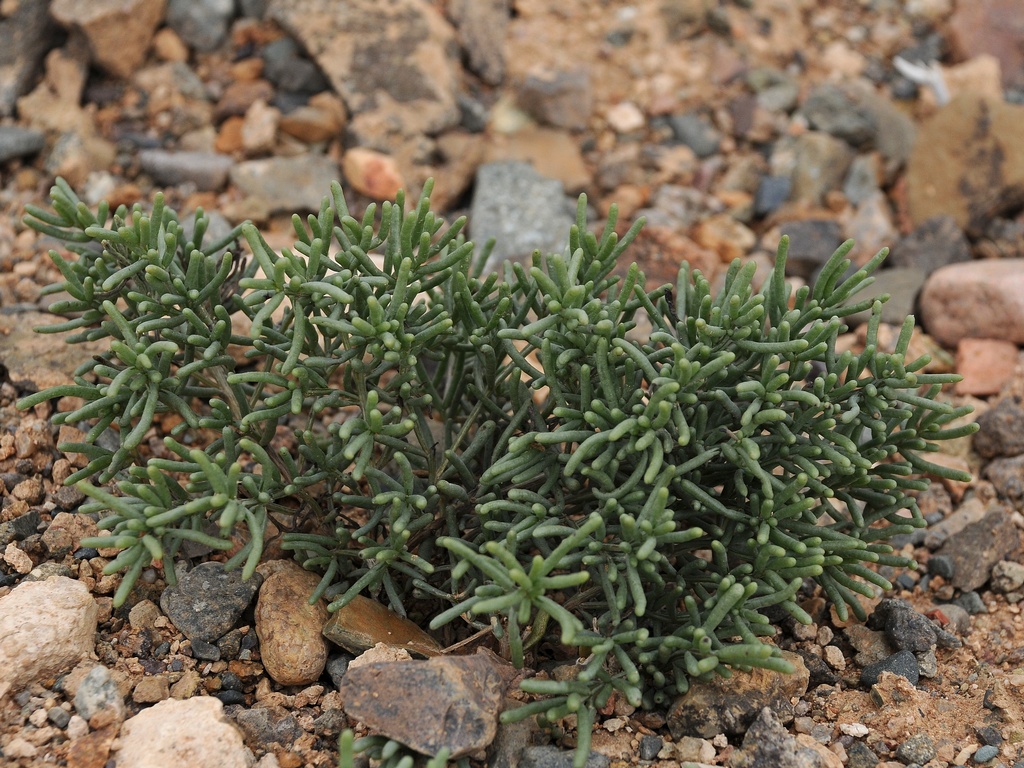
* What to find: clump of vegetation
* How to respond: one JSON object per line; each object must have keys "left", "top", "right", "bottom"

{"left": 21, "top": 178, "right": 973, "bottom": 766}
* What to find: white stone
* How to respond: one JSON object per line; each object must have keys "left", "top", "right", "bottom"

{"left": 840, "top": 722, "right": 870, "bottom": 738}
{"left": 606, "top": 101, "right": 645, "bottom": 133}
{"left": 114, "top": 697, "right": 251, "bottom": 768}
{"left": 0, "top": 577, "right": 97, "bottom": 702}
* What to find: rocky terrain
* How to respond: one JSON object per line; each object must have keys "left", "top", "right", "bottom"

{"left": 2, "top": 0, "right": 1024, "bottom": 767}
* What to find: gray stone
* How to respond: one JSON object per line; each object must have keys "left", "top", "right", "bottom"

{"left": 519, "top": 746, "right": 610, "bottom": 768}
{"left": 167, "top": 0, "right": 236, "bottom": 52}
{"left": 140, "top": 150, "right": 234, "bottom": 192}
{"left": 889, "top": 215, "right": 971, "bottom": 274}
{"left": 802, "top": 84, "right": 878, "bottom": 148}
{"left": 868, "top": 599, "right": 961, "bottom": 652}
{"left": 732, "top": 707, "right": 829, "bottom": 768}
{"left": 261, "top": 37, "right": 329, "bottom": 94}
{"left": 754, "top": 175, "right": 792, "bottom": 216}
{"left": 667, "top": 651, "right": 809, "bottom": 738}
{"left": 325, "top": 654, "right": 351, "bottom": 689}
{"left": 667, "top": 111, "right": 722, "bottom": 158}
{"left": 974, "top": 744, "right": 1000, "bottom": 763}
{"left": 860, "top": 649, "right": 920, "bottom": 686}
{"left": 74, "top": 666, "right": 125, "bottom": 723}
{"left": 449, "top": 0, "right": 510, "bottom": 86}
{"left": 517, "top": 67, "right": 593, "bottom": 130}
{"left": 159, "top": 562, "right": 264, "bottom": 644}
{"left": 790, "top": 132, "right": 854, "bottom": 205}
{"left": 927, "top": 555, "right": 955, "bottom": 580}
{"left": 975, "top": 398, "right": 1024, "bottom": 459}
{"left": 639, "top": 735, "right": 663, "bottom": 761}
{"left": 935, "top": 508, "right": 1021, "bottom": 591}
{"left": 469, "top": 161, "right": 574, "bottom": 272}
{"left": 239, "top": 0, "right": 270, "bottom": 16}
{"left": 985, "top": 455, "right": 1024, "bottom": 505}
{"left": 488, "top": 697, "right": 543, "bottom": 768}
{"left": 0, "top": 126, "right": 45, "bottom": 163}
{"left": 230, "top": 154, "right": 340, "bottom": 215}
{"left": 339, "top": 653, "right": 506, "bottom": 758}
{"left": 0, "top": 0, "right": 55, "bottom": 116}
{"left": 936, "top": 603, "right": 972, "bottom": 635}
{"left": 778, "top": 219, "right": 844, "bottom": 280}
{"left": 954, "top": 590, "right": 987, "bottom": 615}
{"left": 846, "top": 740, "right": 879, "bottom": 768}
{"left": 843, "top": 155, "right": 880, "bottom": 207}
{"left": 895, "top": 734, "right": 936, "bottom": 765}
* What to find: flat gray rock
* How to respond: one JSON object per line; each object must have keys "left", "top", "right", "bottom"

{"left": 160, "top": 562, "right": 263, "bottom": 644}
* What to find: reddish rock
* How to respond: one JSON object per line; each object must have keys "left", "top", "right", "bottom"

{"left": 255, "top": 567, "right": 329, "bottom": 687}
{"left": 66, "top": 727, "right": 117, "bottom": 768}
{"left": 919, "top": 259, "right": 1024, "bottom": 346}
{"left": 279, "top": 96, "right": 345, "bottom": 144}
{"left": 215, "top": 80, "right": 275, "bottom": 121}
{"left": 955, "top": 338, "right": 1019, "bottom": 396}
{"left": 241, "top": 99, "right": 280, "bottom": 155}
{"left": 342, "top": 148, "right": 405, "bottom": 201}
{"left": 948, "top": 0, "right": 1024, "bottom": 88}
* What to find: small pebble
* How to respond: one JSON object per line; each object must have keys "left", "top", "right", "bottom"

{"left": 974, "top": 744, "right": 999, "bottom": 763}
{"left": 639, "top": 735, "right": 662, "bottom": 761}
{"left": 215, "top": 689, "right": 247, "bottom": 706}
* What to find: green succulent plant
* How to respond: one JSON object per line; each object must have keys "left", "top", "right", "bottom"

{"left": 20, "top": 177, "right": 974, "bottom": 767}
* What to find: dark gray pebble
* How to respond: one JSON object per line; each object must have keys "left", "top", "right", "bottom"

{"left": 519, "top": 746, "right": 611, "bottom": 768}
{"left": 954, "top": 591, "right": 987, "bottom": 615}
{"left": 47, "top": 707, "right": 71, "bottom": 729}
{"left": 976, "top": 726, "right": 1003, "bottom": 746}
{"left": 639, "top": 735, "right": 662, "bottom": 761}
{"left": 861, "top": 649, "right": 919, "bottom": 687}
{"left": 927, "top": 555, "right": 955, "bottom": 580}
{"left": 895, "top": 734, "right": 936, "bottom": 764}
{"left": 846, "top": 740, "right": 879, "bottom": 768}
{"left": 190, "top": 638, "right": 221, "bottom": 661}
{"left": 215, "top": 690, "right": 247, "bottom": 706}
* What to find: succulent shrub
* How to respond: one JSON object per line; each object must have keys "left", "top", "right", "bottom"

{"left": 20, "top": 178, "right": 973, "bottom": 766}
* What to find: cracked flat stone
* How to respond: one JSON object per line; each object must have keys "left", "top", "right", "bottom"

{"left": 160, "top": 562, "right": 263, "bottom": 643}
{"left": 339, "top": 653, "right": 506, "bottom": 758}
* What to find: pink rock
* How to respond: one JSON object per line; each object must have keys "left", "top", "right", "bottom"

{"left": 342, "top": 148, "right": 405, "bottom": 201}
{"left": 0, "top": 577, "right": 98, "bottom": 702}
{"left": 919, "top": 259, "right": 1024, "bottom": 347}
{"left": 955, "top": 338, "right": 1019, "bottom": 396}
{"left": 948, "top": 0, "right": 1024, "bottom": 89}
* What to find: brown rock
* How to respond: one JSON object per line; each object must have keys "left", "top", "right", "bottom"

{"left": 955, "top": 338, "right": 1019, "bottom": 396}
{"left": 132, "top": 675, "right": 170, "bottom": 704}
{"left": 517, "top": 66, "right": 593, "bottom": 130}
{"left": 216, "top": 80, "right": 275, "bottom": 121}
{"left": 485, "top": 126, "right": 591, "bottom": 194}
{"left": 624, "top": 224, "right": 720, "bottom": 287}
{"left": 216, "top": 116, "right": 245, "bottom": 154}
{"left": 152, "top": 27, "right": 190, "bottom": 63}
{"left": 50, "top": 0, "right": 165, "bottom": 79}
{"left": 666, "top": 651, "right": 809, "bottom": 738}
{"left": 942, "top": 55, "right": 1005, "bottom": 103}
{"left": 692, "top": 214, "right": 757, "bottom": 263}
{"left": 322, "top": 595, "right": 442, "bottom": 657}
{"left": 449, "top": 0, "right": 510, "bottom": 85}
{"left": 948, "top": 0, "right": 1024, "bottom": 89}
{"left": 279, "top": 104, "right": 343, "bottom": 144}
{"left": 339, "top": 653, "right": 506, "bottom": 758}
{"left": 255, "top": 567, "right": 329, "bottom": 686}
{"left": 907, "top": 96, "right": 1024, "bottom": 232}
{"left": 919, "top": 259, "right": 1024, "bottom": 346}
{"left": 342, "top": 148, "right": 405, "bottom": 201}
{"left": 66, "top": 726, "right": 117, "bottom": 768}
